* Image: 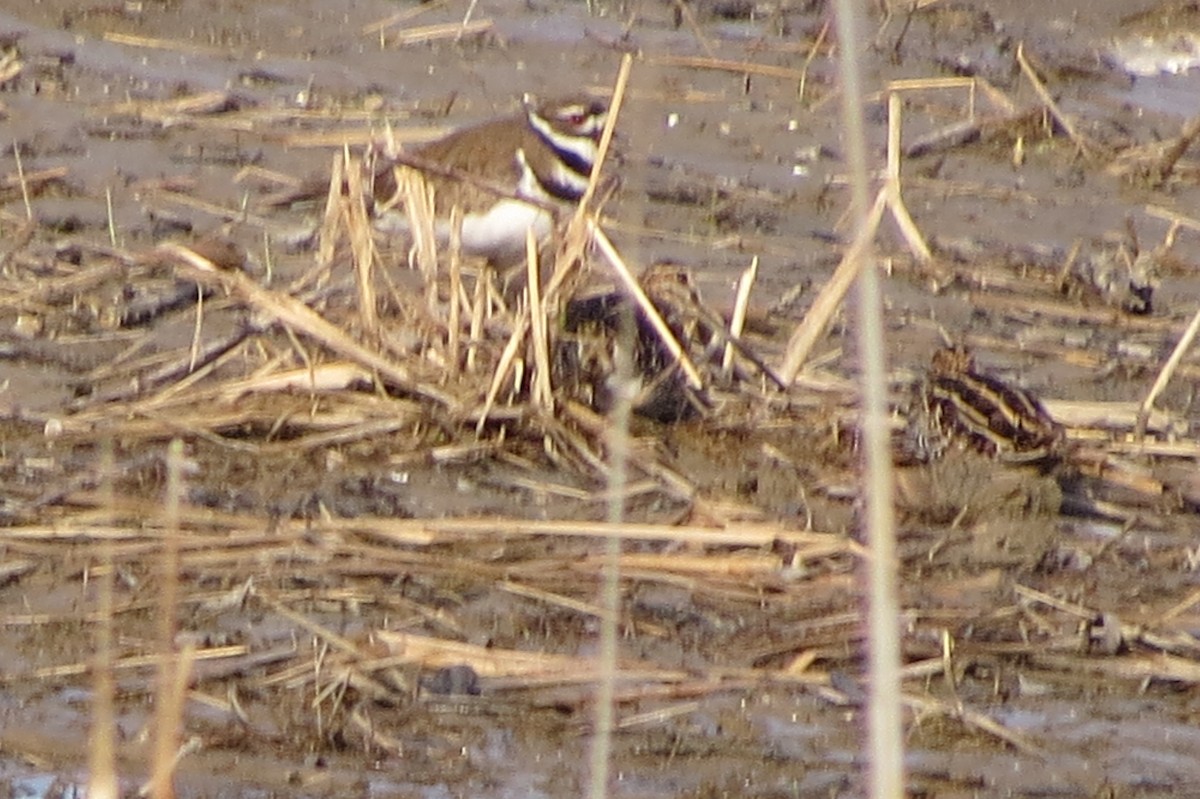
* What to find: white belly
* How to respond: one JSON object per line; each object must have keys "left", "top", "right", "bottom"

{"left": 454, "top": 198, "right": 554, "bottom": 260}
{"left": 374, "top": 199, "right": 554, "bottom": 263}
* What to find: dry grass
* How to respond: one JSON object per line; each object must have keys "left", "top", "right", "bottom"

{"left": 2, "top": 15, "right": 1200, "bottom": 798}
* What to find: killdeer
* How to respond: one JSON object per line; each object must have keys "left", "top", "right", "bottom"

{"left": 269, "top": 95, "right": 610, "bottom": 263}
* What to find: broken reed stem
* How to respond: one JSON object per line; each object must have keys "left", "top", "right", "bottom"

{"left": 477, "top": 310, "right": 531, "bottom": 434}
{"left": 105, "top": 186, "right": 117, "bottom": 247}
{"left": 140, "top": 664, "right": 198, "bottom": 799}
{"left": 885, "top": 90, "right": 931, "bottom": 262}
{"left": 361, "top": 0, "right": 447, "bottom": 36}
{"left": 781, "top": 81, "right": 950, "bottom": 383}
{"left": 318, "top": 152, "right": 346, "bottom": 269}
{"left": 1015, "top": 42, "right": 1096, "bottom": 160}
{"left": 589, "top": 222, "right": 704, "bottom": 390}
{"left": 457, "top": 0, "right": 480, "bottom": 39}
{"left": 467, "top": 262, "right": 488, "bottom": 373}
{"left": 1151, "top": 115, "right": 1200, "bottom": 185}
{"left": 345, "top": 149, "right": 380, "bottom": 339}
{"left": 798, "top": 19, "right": 829, "bottom": 103}
{"left": 187, "top": 283, "right": 204, "bottom": 373}
{"left": 12, "top": 138, "right": 32, "bottom": 220}
{"left": 576, "top": 53, "right": 632, "bottom": 221}
{"left": 387, "top": 20, "right": 492, "bottom": 46}
{"left": 668, "top": 0, "right": 717, "bottom": 59}
{"left": 778, "top": 187, "right": 887, "bottom": 383}
{"left": 549, "top": 53, "right": 633, "bottom": 303}
{"left": 1146, "top": 204, "right": 1200, "bottom": 235}
{"left": 395, "top": 166, "right": 441, "bottom": 316}
{"left": 648, "top": 54, "right": 805, "bottom": 81}
{"left": 1136, "top": 299, "right": 1200, "bottom": 440}
{"left": 723, "top": 256, "right": 758, "bottom": 374}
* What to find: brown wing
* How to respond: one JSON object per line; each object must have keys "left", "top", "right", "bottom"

{"left": 382, "top": 115, "right": 526, "bottom": 215}
{"left": 263, "top": 113, "right": 530, "bottom": 215}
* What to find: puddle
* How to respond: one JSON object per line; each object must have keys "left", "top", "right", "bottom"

{"left": 1116, "top": 70, "right": 1200, "bottom": 118}
{"left": 1108, "top": 32, "right": 1200, "bottom": 77}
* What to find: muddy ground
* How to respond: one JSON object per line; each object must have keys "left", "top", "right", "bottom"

{"left": 3, "top": 0, "right": 1200, "bottom": 797}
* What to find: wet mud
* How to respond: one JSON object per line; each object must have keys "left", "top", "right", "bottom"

{"left": 3, "top": 0, "right": 1200, "bottom": 797}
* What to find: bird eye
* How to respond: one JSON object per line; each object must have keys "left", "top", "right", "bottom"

{"left": 557, "top": 107, "right": 587, "bottom": 125}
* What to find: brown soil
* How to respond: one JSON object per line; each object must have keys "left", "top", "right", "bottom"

{"left": 3, "top": 1, "right": 1200, "bottom": 797}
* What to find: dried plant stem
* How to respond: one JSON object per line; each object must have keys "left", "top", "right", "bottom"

{"left": 447, "top": 207, "right": 464, "bottom": 378}
{"left": 1146, "top": 204, "right": 1200, "bottom": 234}
{"left": 317, "top": 152, "right": 346, "bottom": 269}
{"left": 105, "top": 186, "right": 117, "bottom": 247}
{"left": 779, "top": 187, "right": 886, "bottom": 383}
{"left": 576, "top": 53, "right": 632, "bottom": 219}
{"left": 582, "top": 58, "right": 634, "bottom": 799}
{"left": 149, "top": 439, "right": 186, "bottom": 799}
{"left": 723, "top": 256, "right": 758, "bottom": 373}
{"left": 160, "top": 242, "right": 457, "bottom": 409}
{"left": 648, "top": 54, "right": 805, "bottom": 81}
{"left": 526, "top": 229, "right": 553, "bottom": 411}
{"left": 187, "top": 284, "right": 204, "bottom": 373}
{"left": 1016, "top": 42, "right": 1097, "bottom": 160}
{"left": 467, "top": 262, "right": 488, "bottom": 373}
{"left": 1136, "top": 300, "right": 1200, "bottom": 440}
{"left": 103, "top": 30, "right": 230, "bottom": 57}
{"left": 833, "top": 1, "right": 903, "bottom": 798}
{"left": 361, "top": 0, "right": 448, "bottom": 36}
{"left": 345, "top": 151, "right": 379, "bottom": 339}
{"left": 88, "top": 441, "right": 119, "bottom": 799}
{"left": 477, "top": 311, "right": 531, "bottom": 433}
{"left": 457, "top": 0, "right": 480, "bottom": 38}
{"left": 550, "top": 53, "right": 632, "bottom": 299}
{"left": 779, "top": 83, "right": 934, "bottom": 383}
{"left": 590, "top": 222, "right": 704, "bottom": 390}
{"left": 394, "top": 166, "right": 440, "bottom": 315}
{"left": 668, "top": 0, "right": 717, "bottom": 58}
{"left": 12, "top": 138, "right": 32, "bottom": 220}
{"left": 885, "top": 91, "right": 931, "bottom": 262}
{"left": 387, "top": 20, "right": 491, "bottom": 46}
{"left": 799, "top": 20, "right": 830, "bottom": 103}
{"left": 589, "top": 291, "right": 636, "bottom": 799}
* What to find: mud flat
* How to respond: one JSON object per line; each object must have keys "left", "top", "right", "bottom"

{"left": 2, "top": 1, "right": 1200, "bottom": 797}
